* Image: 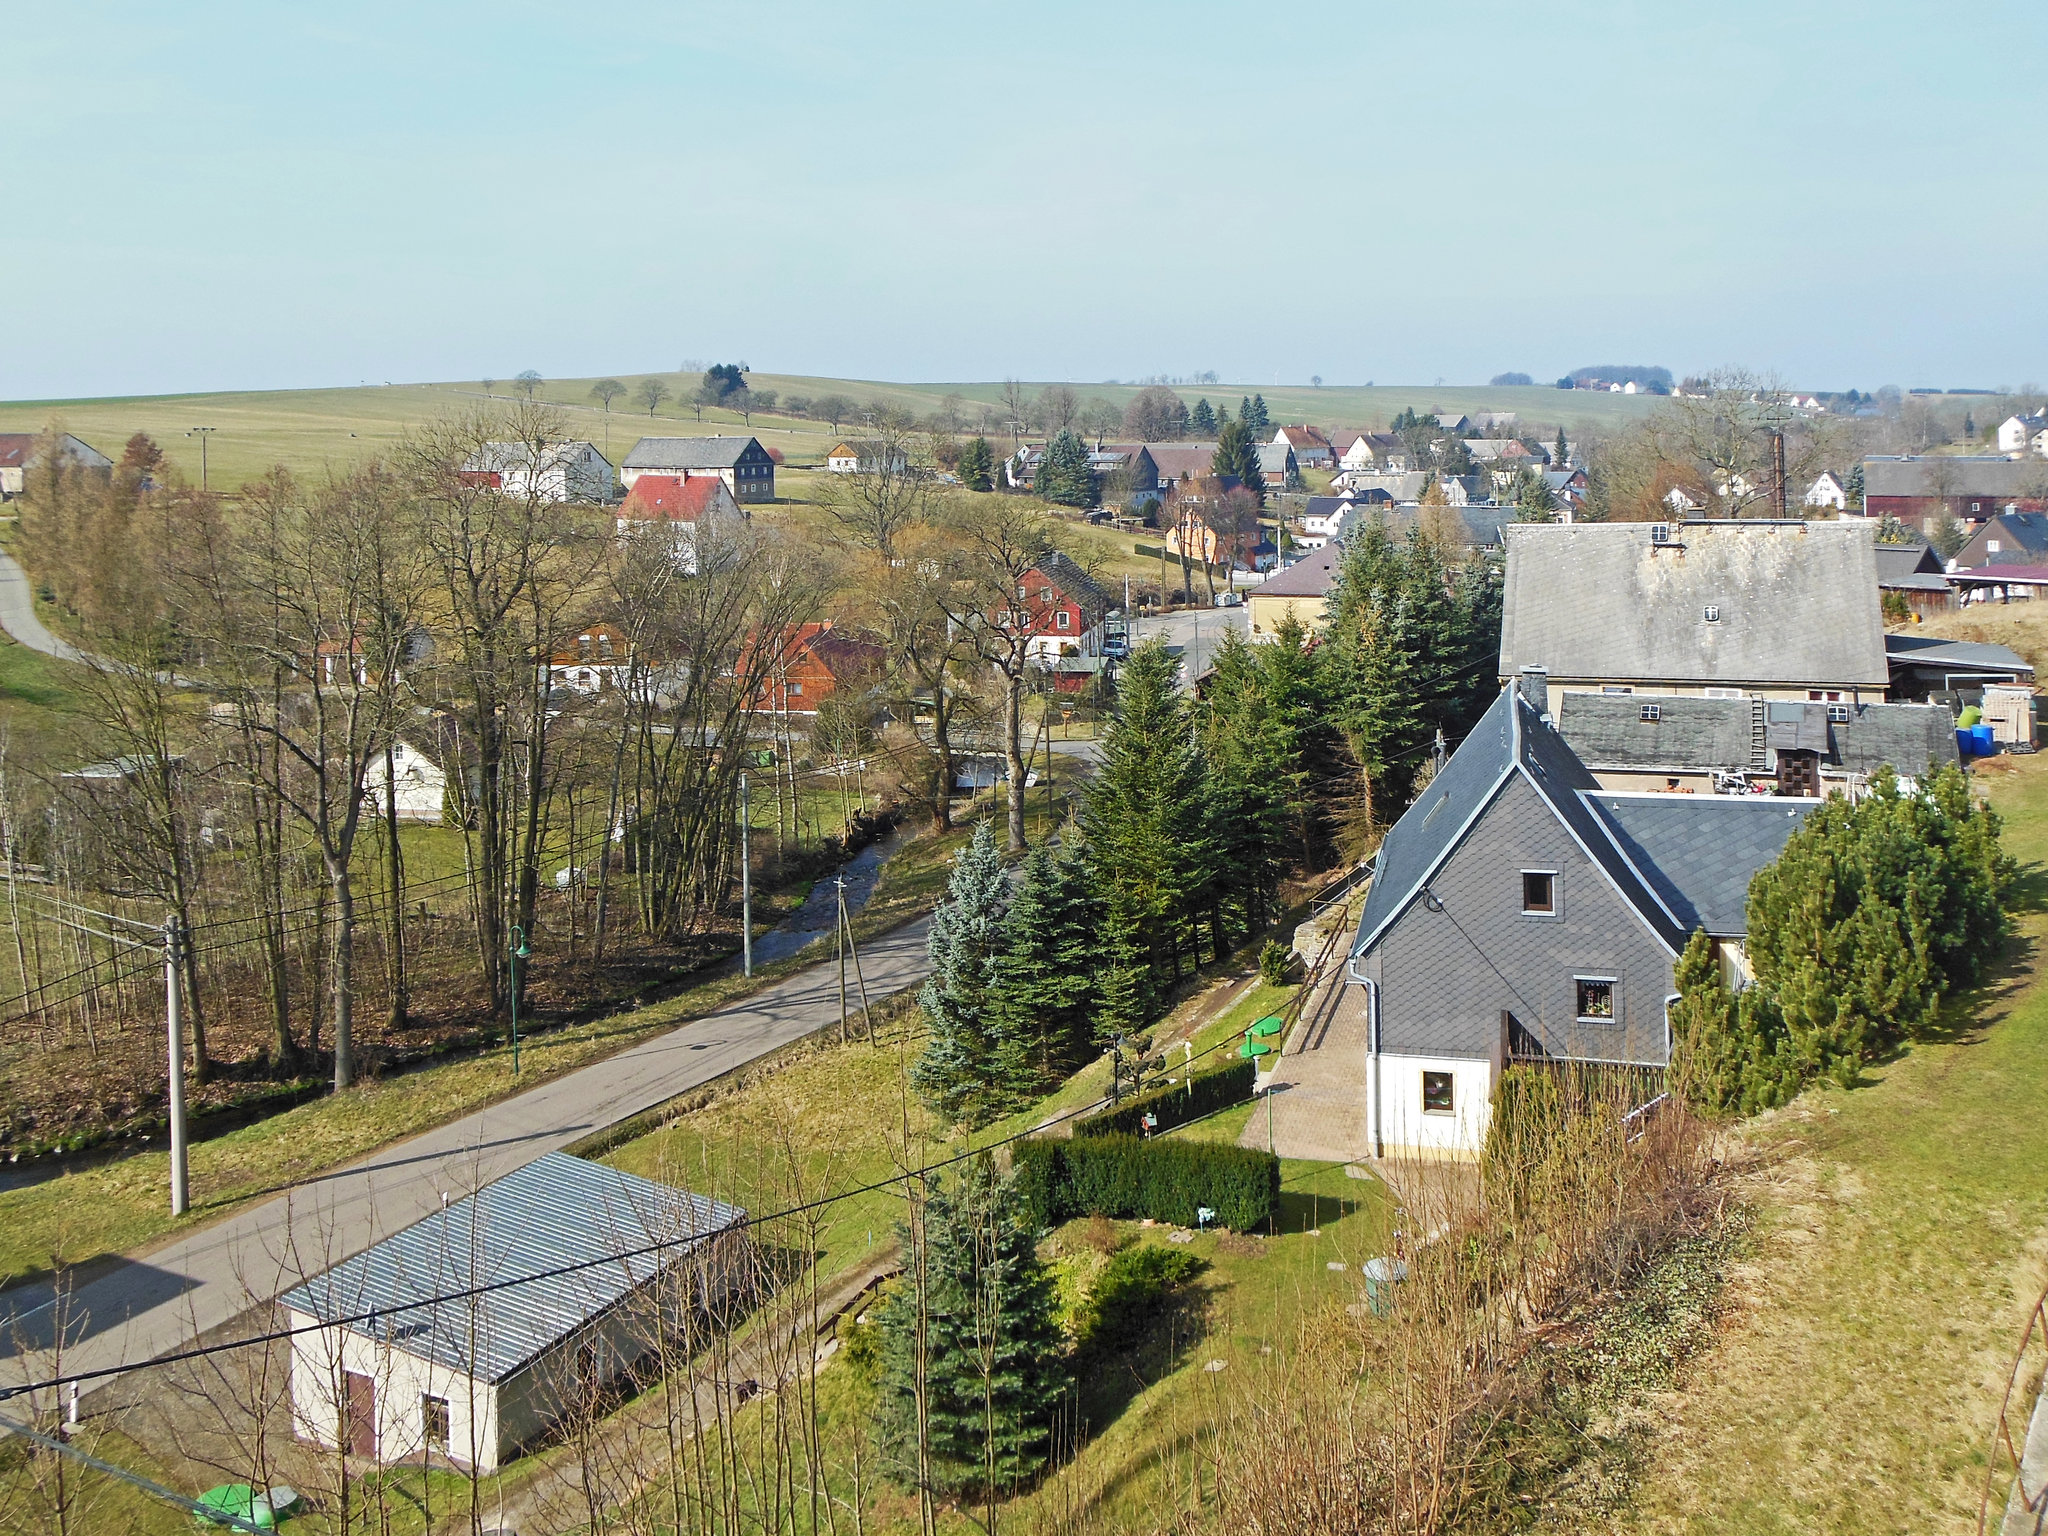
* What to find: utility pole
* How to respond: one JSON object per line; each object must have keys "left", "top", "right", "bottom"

{"left": 185, "top": 427, "right": 216, "bottom": 492}
{"left": 164, "top": 914, "right": 188, "bottom": 1216}
{"left": 835, "top": 876, "right": 849, "bottom": 1046}
{"left": 739, "top": 771, "right": 752, "bottom": 976}
{"left": 508, "top": 924, "right": 529, "bottom": 1074}
{"left": 1773, "top": 430, "right": 1788, "bottom": 519}
{"left": 837, "top": 875, "right": 875, "bottom": 1043}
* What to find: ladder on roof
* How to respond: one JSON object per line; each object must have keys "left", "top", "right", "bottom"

{"left": 1749, "top": 695, "right": 1769, "bottom": 771}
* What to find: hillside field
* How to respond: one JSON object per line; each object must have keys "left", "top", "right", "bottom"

{"left": 0, "top": 373, "right": 1664, "bottom": 492}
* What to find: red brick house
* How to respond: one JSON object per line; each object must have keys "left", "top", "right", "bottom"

{"left": 994, "top": 551, "right": 1112, "bottom": 670}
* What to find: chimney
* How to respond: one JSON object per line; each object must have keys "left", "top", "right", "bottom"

{"left": 1518, "top": 665, "right": 1549, "bottom": 707}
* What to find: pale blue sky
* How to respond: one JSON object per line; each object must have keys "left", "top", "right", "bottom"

{"left": 6, "top": 2, "right": 2043, "bottom": 399}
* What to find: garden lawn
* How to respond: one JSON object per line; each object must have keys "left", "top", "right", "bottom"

{"left": 1610, "top": 750, "right": 2048, "bottom": 1534}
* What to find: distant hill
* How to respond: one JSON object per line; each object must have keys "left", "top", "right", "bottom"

{"left": 1566, "top": 364, "right": 1674, "bottom": 389}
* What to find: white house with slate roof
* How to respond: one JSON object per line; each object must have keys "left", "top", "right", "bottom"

{"left": 621, "top": 436, "right": 777, "bottom": 501}
{"left": 283, "top": 1153, "right": 747, "bottom": 1472}
{"left": 1346, "top": 680, "right": 1815, "bottom": 1157}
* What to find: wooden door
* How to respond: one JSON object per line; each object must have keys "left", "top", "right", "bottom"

{"left": 344, "top": 1370, "right": 376, "bottom": 1458}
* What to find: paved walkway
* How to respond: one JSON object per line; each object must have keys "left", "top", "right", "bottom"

{"left": 0, "top": 913, "right": 933, "bottom": 1397}
{"left": 0, "top": 549, "right": 85, "bottom": 662}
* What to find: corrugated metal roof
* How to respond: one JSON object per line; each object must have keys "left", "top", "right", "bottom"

{"left": 280, "top": 1152, "right": 744, "bottom": 1384}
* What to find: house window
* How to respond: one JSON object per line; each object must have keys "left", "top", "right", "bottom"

{"left": 1601, "top": 685, "right": 1633, "bottom": 694}
{"left": 1639, "top": 703, "right": 1661, "bottom": 721}
{"left": 1703, "top": 605, "right": 1721, "bottom": 623}
{"left": 1056, "top": 610, "right": 1071, "bottom": 629}
{"left": 1521, "top": 871, "right": 1555, "bottom": 914}
{"left": 789, "top": 682, "right": 803, "bottom": 696}
{"left": 1827, "top": 703, "right": 1852, "bottom": 723}
{"left": 1421, "top": 1071, "right": 1454, "bottom": 1114}
{"left": 1809, "top": 690, "right": 1842, "bottom": 701}
{"left": 422, "top": 1394, "right": 450, "bottom": 1450}
{"left": 1575, "top": 977, "right": 1616, "bottom": 1022}
{"left": 1704, "top": 687, "right": 1743, "bottom": 699}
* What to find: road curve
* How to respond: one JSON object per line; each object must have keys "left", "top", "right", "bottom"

{"left": 0, "top": 550, "right": 85, "bottom": 663}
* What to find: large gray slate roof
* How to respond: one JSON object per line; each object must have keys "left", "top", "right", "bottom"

{"left": 1499, "top": 521, "right": 1889, "bottom": 689}
{"left": 280, "top": 1152, "right": 744, "bottom": 1384}
{"left": 1863, "top": 456, "right": 2048, "bottom": 499}
{"left": 623, "top": 436, "right": 764, "bottom": 470}
{"left": 1588, "top": 794, "right": 1815, "bottom": 936}
{"left": 1555, "top": 693, "right": 1756, "bottom": 770}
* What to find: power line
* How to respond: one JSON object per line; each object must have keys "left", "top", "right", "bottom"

{"left": 0, "top": 1020, "right": 1251, "bottom": 1405}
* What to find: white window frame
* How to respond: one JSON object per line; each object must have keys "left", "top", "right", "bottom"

{"left": 1420, "top": 1069, "right": 1455, "bottom": 1116}
{"left": 1521, "top": 869, "right": 1559, "bottom": 917}
{"left": 1574, "top": 975, "right": 1619, "bottom": 1025}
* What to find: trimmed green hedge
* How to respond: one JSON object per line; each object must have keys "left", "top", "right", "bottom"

{"left": 1076, "top": 1058, "right": 1257, "bottom": 1139}
{"left": 1014, "top": 1133, "right": 1279, "bottom": 1233}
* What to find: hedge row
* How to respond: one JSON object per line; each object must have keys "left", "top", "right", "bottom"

{"left": 1014, "top": 1133, "right": 1279, "bottom": 1233}
{"left": 1076, "top": 1058, "right": 1257, "bottom": 1139}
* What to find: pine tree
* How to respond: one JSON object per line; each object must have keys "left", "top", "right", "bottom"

{"left": 987, "top": 843, "right": 1099, "bottom": 1089}
{"left": 1553, "top": 425, "right": 1568, "bottom": 465}
{"left": 1190, "top": 397, "right": 1217, "bottom": 435}
{"left": 1239, "top": 396, "right": 1255, "bottom": 431}
{"left": 874, "top": 1157, "right": 1068, "bottom": 1500}
{"left": 1247, "top": 393, "right": 1271, "bottom": 432}
{"left": 1082, "top": 639, "right": 1217, "bottom": 1015}
{"left": 1036, "top": 428, "right": 1096, "bottom": 508}
{"left": 958, "top": 435, "right": 995, "bottom": 491}
{"left": 910, "top": 823, "right": 1012, "bottom": 1123}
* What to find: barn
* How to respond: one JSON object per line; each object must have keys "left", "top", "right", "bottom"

{"left": 282, "top": 1153, "right": 747, "bottom": 1472}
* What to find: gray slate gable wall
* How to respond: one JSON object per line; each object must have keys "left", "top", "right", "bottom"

{"left": 1359, "top": 770, "right": 1676, "bottom": 1066}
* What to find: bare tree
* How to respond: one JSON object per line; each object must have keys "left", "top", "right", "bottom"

{"left": 1032, "top": 385, "right": 1080, "bottom": 437}
{"left": 875, "top": 537, "right": 986, "bottom": 830}
{"left": 634, "top": 377, "right": 672, "bottom": 417}
{"left": 999, "top": 379, "right": 1030, "bottom": 446}
{"left": 817, "top": 417, "right": 939, "bottom": 558}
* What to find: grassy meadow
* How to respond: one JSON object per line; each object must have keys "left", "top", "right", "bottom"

{"left": 0, "top": 372, "right": 1663, "bottom": 495}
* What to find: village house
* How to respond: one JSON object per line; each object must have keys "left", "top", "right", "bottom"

{"left": 1272, "top": 425, "right": 1333, "bottom": 468}
{"left": 1257, "top": 441, "right": 1301, "bottom": 491}
{"left": 283, "top": 1153, "right": 747, "bottom": 1473}
{"left": 1006, "top": 550, "right": 1111, "bottom": 668}
{"left": 745, "top": 621, "right": 885, "bottom": 716}
{"left": 614, "top": 474, "right": 748, "bottom": 572}
{"left": 825, "top": 441, "right": 906, "bottom": 475}
{"left": 1247, "top": 542, "right": 1344, "bottom": 638}
{"left": 1166, "top": 497, "right": 1264, "bottom": 572}
{"left": 621, "top": 436, "right": 777, "bottom": 502}
{"left": 546, "top": 623, "right": 634, "bottom": 696}
{"left": 1803, "top": 470, "right": 1849, "bottom": 510}
{"left": 1333, "top": 431, "right": 1410, "bottom": 473}
{"left": 459, "top": 440, "right": 613, "bottom": 503}
{"left": 1996, "top": 411, "right": 2048, "bottom": 457}
{"left": 1861, "top": 455, "right": 2048, "bottom": 528}
{"left": 1344, "top": 678, "right": 1816, "bottom": 1156}
{"left": 365, "top": 738, "right": 450, "bottom": 824}
{"left": 0, "top": 432, "right": 112, "bottom": 498}
{"left": 1950, "top": 507, "right": 2048, "bottom": 571}
{"left": 1497, "top": 520, "right": 1890, "bottom": 715}
{"left": 1553, "top": 691, "right": 1960, "bottom": 798}
{"left": 1873, "top": 534, "right": 1954, "bottom": 613}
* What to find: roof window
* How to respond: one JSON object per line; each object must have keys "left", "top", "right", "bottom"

{"left": 1640, "top": 703, "right": 1662, "bottom": 721}
{"left": 1703, "top": 605, "right": 1721, "bottom": 623}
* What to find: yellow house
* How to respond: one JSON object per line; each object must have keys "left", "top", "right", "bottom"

{"left": 1248, "top": 544, "right": 1344, "bottom": 639}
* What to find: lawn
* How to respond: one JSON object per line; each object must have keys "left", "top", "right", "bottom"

{"left": 1608, "top": 749, "right": 2048, "bottom": 1534}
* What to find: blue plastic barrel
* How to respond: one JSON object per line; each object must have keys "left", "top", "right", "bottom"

{"left": 1974, "top": 724, "right": 1996, "bottom": 755}
{"left": 1958, "top": 728, "right": 1975, "bottom": 757}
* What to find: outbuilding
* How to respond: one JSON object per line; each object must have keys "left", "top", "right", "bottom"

{"left": 283, "top": 1153, "right": 747, "bottom": 1472}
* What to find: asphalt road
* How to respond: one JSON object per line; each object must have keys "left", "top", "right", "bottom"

{"left": 0, "top": 549, "right": 85, "bottom": 663}
{"left": 0, "top": 912, "right": 933, "bottom": 1396}
{"left": 1130, "top": 604, "right": 1249, "bottom": 686}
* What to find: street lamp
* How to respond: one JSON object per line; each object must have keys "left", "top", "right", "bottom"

{"left": 185, "top": 427, "right": 217, "bottom": 491}
{"left": 508, "top": 925, "right": 531, "bottom": 1074}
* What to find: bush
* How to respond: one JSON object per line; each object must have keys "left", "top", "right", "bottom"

{"left": 1258, "top": 941, "right": 1293, "bottom": 985}
{"left": 1075, "top": 1058, "right": 1255, "bottom": 1139}
{"left": 1076, "top": 1244, "right": 1207, "bottom": 1355}
{"left": 1014, "top": 1133, "right": 1278, "bottom": 1232}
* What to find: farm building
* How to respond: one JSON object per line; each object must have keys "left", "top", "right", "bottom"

{"left": 458, "top": 440, "right": 613, "bottom": 503}
{"left": 282, "top": 1153, "right": 747, "bottom": 1473}
{"left": 0, "top": 432, "right": 113, "bottom": 498}
{"left": 620, "top": 436, "right": 777, "bottom": 502}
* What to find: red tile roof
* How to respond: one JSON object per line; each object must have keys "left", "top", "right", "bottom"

{"left": 0, "top": 435, "right": 35, "bottom": 470}
{"left": 620, "top": 475, "right": 722, "bottom": 520}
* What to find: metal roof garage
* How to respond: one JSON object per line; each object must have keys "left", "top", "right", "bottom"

{"left": 281, "top": 1152, "right": 746, "bottom": 1472}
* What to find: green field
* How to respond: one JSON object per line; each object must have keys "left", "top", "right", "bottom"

{"left": 0, "top": 373, "right": 1663, "bottom": 494}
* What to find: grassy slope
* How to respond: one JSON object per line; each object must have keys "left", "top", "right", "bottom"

{"left": 0, "top": 374, "right": 1661, "bottom": 492}
{"left": 1612, "top": 749, "right": 2048, "bottom": 1534}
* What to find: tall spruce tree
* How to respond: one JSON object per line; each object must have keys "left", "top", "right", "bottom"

{"left": 1202, "top": 616, "right": 1335, "bottom": 905}
{"left": 874, "top": 1157, "right": 1068, "bottom": 1502}
{"left": 958, "top": 435, "right": 995, "bottom": 491}
{"left": 1553, "top": 425, "right": 1568, "bottom": 465}
{"left": 1082, "top": 638, "right": 1217, "bottom": 1015}
{"left": 1036, "top": 428, "right": 1097, "bottom": 508}
{"left": 987, "top": 842, "right": 1099, "bottom": 1089}
{"left": 1247, "top": 393, "right": 1271, "bottom": 432}
{"left": 1190, "top": 397, "right": 1217, "bottom": 434}
{"left": 910, "top": 823, "right": 1012, "bottom": 1123}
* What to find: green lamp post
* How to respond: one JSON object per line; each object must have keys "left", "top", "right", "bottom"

{"left": 509, "top": 924, "right": 531, "bottom": 1074}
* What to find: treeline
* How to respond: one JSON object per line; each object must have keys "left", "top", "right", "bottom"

{"left": 915, "top": 518, "right": 1503, "bottom": 1125}
{"left": 1671, "top": 766, "right": 2014, "bottom": 1113}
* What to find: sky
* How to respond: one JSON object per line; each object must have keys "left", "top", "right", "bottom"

{"left": 6, "top": 1, "right": 2045, "bottom": 401}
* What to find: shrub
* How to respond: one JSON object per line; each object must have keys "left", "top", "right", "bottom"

{"left": 1076, "top": 1244, "right": 1207, "bottom": 1355}
{"left": 1014, "top": 1133, "right": 1278, "bottom": 1232}
{"left": 1259, "top": 941, "right": 1294, "bottom": 985}
{"left": 1075, "top": 1058, "right": 1256, "bottom": 1139}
